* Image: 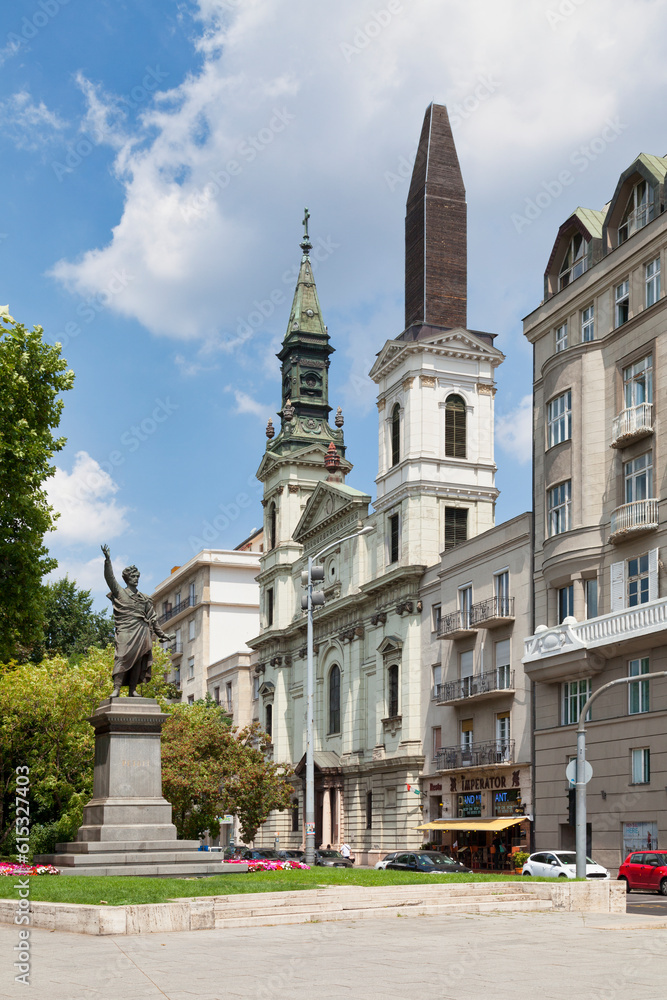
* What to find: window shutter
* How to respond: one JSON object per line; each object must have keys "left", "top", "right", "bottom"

{"left": 610, "top": 561, "right": 625, "bottom": 611}
{"left": 648, "top": 548, "right": 659, "bottom": 601}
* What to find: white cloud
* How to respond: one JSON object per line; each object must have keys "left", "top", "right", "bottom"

{"left": 225, "top": 386, "right": 275, "bottom": 423}
{"left": 496, "top": 395, "right": 533, "bottom": 466}
{"left": 0, "top": 90, "right": 67, "bottom": 150}
{"left": 46, "top": 451, "right": 130, "bottom": 544}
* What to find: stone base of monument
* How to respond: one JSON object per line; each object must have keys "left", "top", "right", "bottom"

{"left": 35, "top": 698, "right": 245, "bottom": 877}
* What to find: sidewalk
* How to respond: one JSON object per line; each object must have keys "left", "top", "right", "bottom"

{"left": 2, "top": 909, "right": 664, "bottom": 1000}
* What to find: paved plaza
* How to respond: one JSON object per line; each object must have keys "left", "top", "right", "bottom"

{"left": 2, "top": 908, "right": 665, "bottom": 1000}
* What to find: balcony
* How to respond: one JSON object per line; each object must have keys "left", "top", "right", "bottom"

{"left": 434, "top": 670, "right": 515, "bottom": 705}
{"left": 618, "top": 201, "right": 655, "bottom": 243}
{"left": 158, "top": 594, "right": 197, "bottom": 624}
{"left": 434, "top": 740, "right": 515, "bottom": 770}
{"left": 471, "top": 597, "right": 515, "bottom": 628}
{"left": 611, "top": 403, "right": 653, "bottom": 448}
{"left": 437, "top": 610, "right": 477, "bottom": 640}
{"left": 609, "top": 498, "right": 658, "bottom": 544}
{"left": 170, "top": 641, "right": 183, "bottom": 655}
{"left": 523, "top": 596, "right": 667, "bottom": 682}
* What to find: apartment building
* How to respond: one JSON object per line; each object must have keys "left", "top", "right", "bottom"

{"left": 523, "top": 154, "right": 667, "bottom": 870}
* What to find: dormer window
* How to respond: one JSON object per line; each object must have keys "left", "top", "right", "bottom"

{"left": 559, "top": 233, "right": 589, "bottom": 289}
{"left": 618, "top": 180, "right": 655, "bottom": 244}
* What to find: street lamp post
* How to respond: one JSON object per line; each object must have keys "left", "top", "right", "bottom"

{"left": 575, "top": 669, "right": 667, "bottom": 878}
{"left": 303, "top": 525, "right": 374, "bottom": 866}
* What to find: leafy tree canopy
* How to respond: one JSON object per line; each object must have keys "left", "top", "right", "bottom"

{"left": 0, "top": 315, "right": 74, "bottom": 662}
{"left": 40, "top": 577, "right": 114, "bottom": 660}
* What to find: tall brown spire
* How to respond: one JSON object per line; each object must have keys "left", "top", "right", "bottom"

{"left": 404, "top": 104, "right": 467, "bottom": 333}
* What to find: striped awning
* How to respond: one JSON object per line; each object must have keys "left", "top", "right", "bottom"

{"left": 415, "top": 816, "right": 528, "bottom": 832}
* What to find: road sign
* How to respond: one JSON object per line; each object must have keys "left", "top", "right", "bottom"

{"left": 566, "top": 759, "right": 593, "bottom": 785}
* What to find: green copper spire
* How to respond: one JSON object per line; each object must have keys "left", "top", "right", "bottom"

{"left": 267, "top": 211, "right": 345, "bottom": 458}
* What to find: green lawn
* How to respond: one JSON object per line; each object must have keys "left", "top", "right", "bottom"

{"left": 0, "top": 868, "right": 541, "bottom": 906}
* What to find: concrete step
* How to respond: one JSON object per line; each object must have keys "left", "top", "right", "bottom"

{"left": 43, "top": 851, "right": 229, "bottom": 866}
{"left": 55, "top": 840, "right": 201, "bottom": 853}
{"left": 55, "top": 862, "right": 245, "bottom": 877}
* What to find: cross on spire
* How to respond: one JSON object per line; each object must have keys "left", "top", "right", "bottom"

{"left": 300, "top": 206, "right": 312, "bottom": 256}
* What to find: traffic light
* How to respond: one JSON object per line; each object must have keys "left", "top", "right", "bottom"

{"left": 568, "top": 787, "right": 576, "bottom": 826}
{"left": 300, "top": 566, "right": 325, "bottom": 610}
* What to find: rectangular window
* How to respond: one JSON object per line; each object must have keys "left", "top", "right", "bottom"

{"left": 555, "top": 322, "right": 568, "bottom": 352}
{"left": 253, "top": 674, "right": 260, "bottom": 700}
{"left": 581, "top": 304, "right": 594, "bottom": 342}
{"left": 187, "top": 694, "right": 194, "bottom": 704}
{"left": 645, "top": 257, "right": 661, "bottom": 307}
{"left": 460, "top": 718, "right": 473, "bottom": 750}
{"left": 459, "top": 585, "right": 473, "bottom": 629}
{"left": 188, "top": 619, "right": 195, "bottom": 642}
{"left": 494, "top": 638, "right": 511, "bottom": 689}
{"left": 189, "top": 582, "right": 196, "bottom": 605}
{"left": 445, "top": 507, "right": 468, "bottom": 551}
{"left": 175, "top": 591, "right": 181, "bottom": 610}
{"left": 562, "top": 678, "right": 591, "bottom": 725}
{"left": 389, "top": 513, "right": 399, "bottom": 563}
{"left": 494, "top": 570, "right": 509, "bottom": 604}
{"left": 460, "top": 648, "right": 474, "bottom": 696}
{"left": 558, "top": 584, "right": 574, "bottom": 623}
{"left": 385, "top": 787, "right": 397, "bottom": 809}
{"left": 187, "top": 656, "right": 195, "bottom": 679}
{"left": 432, "top": 604, "right": 442, "bottom": 633}
{"left": 615, "top": 279, "right": 630, "bottom": 327}
{"left": 366, "top": 791, "right": 373, "bottom": 829}
{"left": 548, "top": 480, "right": 571, "bottom": 535}
{"left": 226, "top": 681, "right": 233, "bottom": 712}
{"left": 388, "top": 664, "right": 399, "bottom": 718}
{"left": 266, "top": 587, "right": 274, "bottom": 627}
{"left": 624, "top": 355, "right": 653, "bottom": 407}
{"left": 624, "top": 452, "right": 652, "bottom": 503}
{"left": 432, "top": 726, "right": 442, "bottom": 760}
{"left": 432, "top": 664, "right": 441, "bottom": 696}
{"left": 627, "top": 553, "right": 650, "bottom": 606}
{"left": 496, "top": 712, "right": 510, "bottom": 752}
{"left": 584, "top": 579, "right": 598, "bottom": 619}
{"left": 174, "top": 627, "right": 181, "bottom": 651}
{"left": 547, "top": 391, "right": 572, "bottom": 448}
{"left": 213, "top": 685, "right": 220, "bottom": 705}
{"left": 629, "top": 658, "right": 650, "bottom": 715}
{"left": 631, "top": 748, "right": 650, "bottom": 784}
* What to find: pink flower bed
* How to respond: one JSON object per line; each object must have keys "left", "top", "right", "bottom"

{"left": 0, "top": 863, "right": 60, "bottom": 876}
{"left": 225, "top": 859, "right": 310, "bottom": 872}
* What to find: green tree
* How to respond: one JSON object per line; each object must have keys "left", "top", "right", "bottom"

{"left": 161, "top": 707, "right": 293, "bottom": 842}
{"left": 41, "top": 577, "right": 114, "bottom": 660}
{"left": 0, "top": 315, "right": 74, "bottom": 661}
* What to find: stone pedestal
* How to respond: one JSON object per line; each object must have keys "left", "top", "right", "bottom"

{"left": 35, "top": 698, "right": 245, "bottom": 877}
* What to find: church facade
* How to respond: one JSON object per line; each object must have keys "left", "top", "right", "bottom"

{"left": 249, "top": 106, "right": 512, "bottom": 863}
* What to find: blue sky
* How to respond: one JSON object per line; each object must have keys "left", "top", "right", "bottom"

{"left": 2, "top": 0, "right": 667, "bottom": 605}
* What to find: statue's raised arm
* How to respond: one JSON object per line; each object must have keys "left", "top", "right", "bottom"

{"left": 101, "top": 544, "right": 121, "bottom": 598}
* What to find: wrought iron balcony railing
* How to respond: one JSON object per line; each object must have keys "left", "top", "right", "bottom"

{"left": 437, "top": 609, "right": 476, "bottom": 639}
{"left": 434, "top": 669, "right": 514, "bottom": 704}
{"left": 611, "top": 403, "right": 653, "bottom": 447}
{"left": 471, "top": 596, "right": 515, "bottom": 628}
{"left": 434, "top": 740, "right": 515, "bottom": 770}
{"left": 609, "top": 498, "right": 658, "bottom": 543}
{"left": 158, "top": 594, "right": 197, "bottom": 624}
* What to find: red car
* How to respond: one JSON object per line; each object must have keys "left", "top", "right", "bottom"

{"left": 618, "top": 851, "right": 667, "bottom": 894}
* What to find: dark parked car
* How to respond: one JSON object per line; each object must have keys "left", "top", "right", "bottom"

{"left": 314, "top": 850, "right": 354, "bottom": 868}
{"left": 385, "top": 851, "right": 473, "bottom": 874}
{"left": 618, "top": 851, "right": 667, "bottom": 894}
{"left": 278, "top": 849, "right": 306, "bottom": 862}
{"left": 243, "top": 849, "right": 282, "bottom": 861}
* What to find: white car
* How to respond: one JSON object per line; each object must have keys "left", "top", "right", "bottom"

{"left": 374, "top": 852, "right": 399, "bottom": 870}
{"left": 522, "top": 850, "right": 610, "bottom": 880}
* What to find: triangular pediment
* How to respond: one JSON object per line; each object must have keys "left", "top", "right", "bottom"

{"left": 370, "top": 329, "right": 503, "bottom": 382}
{"left": 293, "top": 481, "right": 371, "bottom": 544}
{"left": 419, "top": 327, "right": 503, "bottom": 360}
{"left": 377, "top": 635, "right": 403, "bottom": 655}
{"left": 256, "top": 442, "right": 352, "bottom": 482}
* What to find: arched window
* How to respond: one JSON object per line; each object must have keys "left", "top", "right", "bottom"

{"left": 265, "top": 703, "right": 272, "bottom": 740}
{"left": 391, "top": 404, "right": 400, "bottom": 466}
{"left": 328, "top": 665, "right": 341, "bottom": 734}
{"left": 445, "top": 395, "right": 466, "bottom": 459}
{"left": 268, "top": 502, "right": 277, "bottom": 550}
{"left": 388, "top": 664, "right": 399, "bottom": 718}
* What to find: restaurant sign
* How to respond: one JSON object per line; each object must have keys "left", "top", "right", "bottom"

{"left": 448, "top": 770, "right": 521, "bottom": 793}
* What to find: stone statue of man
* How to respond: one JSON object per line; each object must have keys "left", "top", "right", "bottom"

{"left": 101, "top": 544, "right": 175, "bottom": 697}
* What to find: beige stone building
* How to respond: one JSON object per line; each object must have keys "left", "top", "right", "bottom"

{"left": 523, "top": 153, "right": 667, "bottom": 871}
{"left": 419, "top": 512, "right": 532, "bottom": 866}
{"left": 151, "top": 530, "right": 262, "bottom": 706}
